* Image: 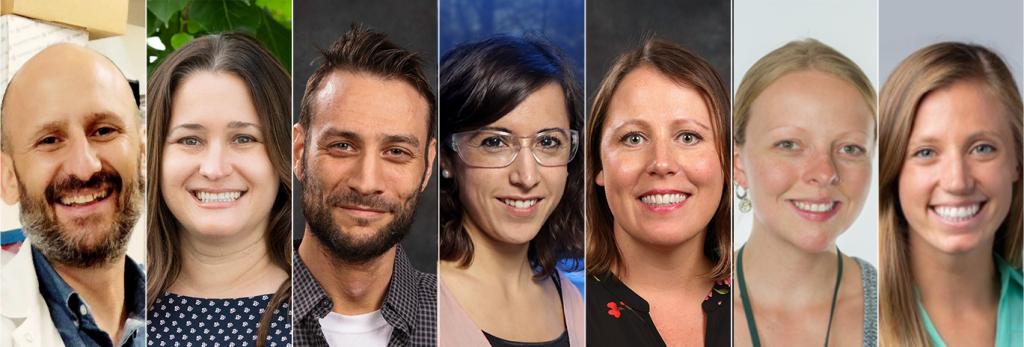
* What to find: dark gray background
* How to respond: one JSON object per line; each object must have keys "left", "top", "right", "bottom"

{"left": 586, "top": 0, "right": 731, "bottom": 104}
{"left": 293, "top": 0, "right": 438, "bottom": 273}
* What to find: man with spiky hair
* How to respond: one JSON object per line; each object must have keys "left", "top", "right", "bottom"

{"left": 292, "top": 24, "right": 437, "bottom": 347}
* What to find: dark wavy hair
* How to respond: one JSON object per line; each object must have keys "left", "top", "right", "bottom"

{"left": 146, "top": 33, "right": 291, "bottom": 347}
{"left": 439, "top": 35, "right": 584, "bottom": 278}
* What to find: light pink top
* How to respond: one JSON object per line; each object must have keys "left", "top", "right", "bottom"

{"left": 438, "top": 271, "right": 585, "bottom": 346}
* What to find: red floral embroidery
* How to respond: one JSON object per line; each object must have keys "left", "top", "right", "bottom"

{"left": 606, "top": 301, "right": 621, "bottom": 318}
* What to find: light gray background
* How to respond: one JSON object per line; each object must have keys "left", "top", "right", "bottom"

{"left": 292, "top": 0, "right": 438, "bottom": 273}
{"left": 734, "top": 0, "right": 879, "bottom": 266}
{"left": 880, "top": 0, "right": 1023, "bottom": 91}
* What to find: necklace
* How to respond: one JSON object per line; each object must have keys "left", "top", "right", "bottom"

{"left": 737, "top": 244, "right": 843, "bottom": 347}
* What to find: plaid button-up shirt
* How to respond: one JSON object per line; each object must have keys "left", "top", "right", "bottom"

{"left": 293, "top": 245, "right": 437, "bottom": 346}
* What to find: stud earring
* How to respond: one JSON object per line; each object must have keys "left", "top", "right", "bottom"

{"left": 442, "top": 169, "right": 451, "bottom": 178}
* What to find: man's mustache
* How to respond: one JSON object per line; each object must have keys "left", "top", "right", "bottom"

{"left": 44, "top": 170, "right": 123, "bottom": 204}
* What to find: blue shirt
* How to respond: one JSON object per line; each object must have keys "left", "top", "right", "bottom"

{"left": 32, "top": 246, "right": 147, "bottom": 347}
{"left": 919, "top": 255, "right": 1023, "bottom": 347}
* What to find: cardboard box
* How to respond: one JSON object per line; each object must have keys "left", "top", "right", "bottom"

{"left": 0, "top": 0, "right": 127, "bottom": 39}
{"left": 0, "top": 14, "right": 88, "bottom": 101}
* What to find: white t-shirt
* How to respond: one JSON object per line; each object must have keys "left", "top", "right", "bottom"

{"left": 318, "top": 310, "right": 394, "bottom": 347}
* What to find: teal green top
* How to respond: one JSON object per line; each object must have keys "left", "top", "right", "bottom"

{"left": 918, "top": 256, "right": 1023, "bottom": 347}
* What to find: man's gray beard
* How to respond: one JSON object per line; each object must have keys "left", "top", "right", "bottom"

{"left": 17, "top": 172, "right": 142, "bottom": 268}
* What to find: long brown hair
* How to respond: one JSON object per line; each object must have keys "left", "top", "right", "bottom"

{"left": 146, "top": 33, "right": 292, "bottom": 347}
{"left": 879, "top": 42, "right": 1023, "bottom": 346}
{"left": 586, "top": 37, "right": 731, "bottom": 280}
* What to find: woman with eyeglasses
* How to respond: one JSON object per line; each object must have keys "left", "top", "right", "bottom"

{"left": 437, "top": 35, "right": 585, "bottom": 346}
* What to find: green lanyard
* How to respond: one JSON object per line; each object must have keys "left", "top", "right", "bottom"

{"left": 737, "top": 245, "right": 843, "bottom": 347}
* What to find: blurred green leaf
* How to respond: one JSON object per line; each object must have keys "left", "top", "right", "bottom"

{"left": 147, "top": 10, "right": 158, "bottom": 36}
{"left": 147, "top": 0, "right": 293, "bottom": 74}
{"left": 148, "top": 0, "right": 186, "bottom": 24}
{"left": 255, "top": 12, "right": 291, "bottom": 68}
{"left": 186, "top": 20, "right": 202, "bottom": 34}
{"left": 256, "top": 0, "right": 291, "bottom": 28}
{"left": 171, "top": 32, "right": 194, "bottom": 49}
{"left": 189, "top": 0, "right": 262, "bottom": 33}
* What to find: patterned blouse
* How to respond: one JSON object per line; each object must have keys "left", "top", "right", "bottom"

{"left": 147, "top": 293, "right": 292, "bottom": 346}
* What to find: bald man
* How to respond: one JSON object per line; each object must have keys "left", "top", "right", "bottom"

{"left": 0, "top": 43, "right": 145, "bottom": 347}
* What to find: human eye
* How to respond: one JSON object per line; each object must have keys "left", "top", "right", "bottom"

{"left": 479, "top": 135, "right": 509, "bottom": 148}
{"left": 774, "top": 140, "right": 799, "bottom": 151}
{"left": 536, "top": 134, "right": 565, "bottom": 150}
{"left": 839, "top": 144, "right": 866, "bottom": 157}
{"left": 232, "top": 134, "right": 259, "bottom": 145}
{"left": 36, "top": 135, "right": 63, "bottom": 147}
{"left": 619, "top": 132, "right": 646, "bottom": 147}
{"left": 971, "top": 143, "right": 996, "bottom": 155}
{"left": 176, "top": 136, "right": 202, "bottom": 147}
{"left": 328, "top": 141, "right": 358, "bottom": 156}
{"left": 912, "top": 148, "right": 935, "bottom": 159}
{"left": 91, "top": 125, "right": 121, "bottom": 140}
{"left": 384, "top": 147, "right": 415, "bottom": 162}
{"left": 677, "top": 131, "right": 703, "bottom": 146}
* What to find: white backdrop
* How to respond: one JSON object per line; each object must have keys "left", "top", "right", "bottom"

{"left": 733, "top": 0, "right": 879, "bottom": 266}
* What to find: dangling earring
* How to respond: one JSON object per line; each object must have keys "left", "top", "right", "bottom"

{"left": 441, "top": 169, "right": 451, "bottom": 178}
{"left": 736, "top": 184, "right": 752, "bottom": 213}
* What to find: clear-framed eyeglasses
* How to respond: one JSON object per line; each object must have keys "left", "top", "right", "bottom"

{"left": 449, "top": 128, "right": 579, "bottom": 168}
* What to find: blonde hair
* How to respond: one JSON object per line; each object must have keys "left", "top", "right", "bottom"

{"left": 879, "top": 42, "right": 1023, "bottom": 347}
{"left": 734, "top": 38, "right": 876, "bottom": 145}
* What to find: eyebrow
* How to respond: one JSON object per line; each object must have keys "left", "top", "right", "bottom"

{"left": 476, "top": 126, "right": 569, "bottom": 136}
{"left": 910, "top": 131, "right": 1005, "bottom": 145}
{"left": 228, "top": 121, "right": 261, "bottom": 130}
{"left": 29, "top": 119, "right": 68, "bottom": 142}
{"left": 672, "top": 118, "right": 711, "bottom": 131}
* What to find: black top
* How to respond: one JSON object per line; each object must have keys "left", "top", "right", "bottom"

{"left": 33, "top": 246, "right": 146, "bottom": 347}
{"left": 293, "top": 244, "right": 437, "bottom": 347}
{"left": 586, "top": 272, "right": 730, "bottom": 347}
{"left": 485, "top": 331, "right": 570, "bottom": 347}
{"left": 482, "top": 274, "right": 570, "bottom": 347}
{"left": 147, "top": 293, "right": 291, "bottom": 346}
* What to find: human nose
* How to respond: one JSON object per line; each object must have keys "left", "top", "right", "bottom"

{"left": 803, "top": 151, "right": 839, "bottom": 187}
{"left": 65, "top": 135, "right": 102, "bottom": 181}
{"left": 347, "top": 153, "right": 384, "bottom": 195}
{"left": 198, "top": 142, "right": 233, "bottom": 180}
{"left": 646, "top": 139, "right": 679, "bottom": 177}
{"left": 509, "top": 141, "right": 540, "bottom": 189}
{"left": 940, "top": 153, "right": 975, "bottom": 194}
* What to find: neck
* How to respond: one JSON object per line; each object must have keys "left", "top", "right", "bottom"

{"left": 172, "top": 226, "right": 283, "bottom": 298}
{"left": 613, "top": 223, "right": 714, "bottom": 295}
{"left": 53, "top": 256, "right": 127, "bottom": 344}
{"left": 741, "top": 222, "right": 840, "bottom": 306}
{"left": 441, "top": 220, "right": 536, "bottom": 292}
{"left": 299, "top": 226, "right": 395, "bottom": 315}
{"left": 910, "top": 231, "right": 998, "bottom": 311}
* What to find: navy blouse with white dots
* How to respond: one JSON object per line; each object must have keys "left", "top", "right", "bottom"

{"left": 147, "top": 293, "right": 292, "bottom": 347}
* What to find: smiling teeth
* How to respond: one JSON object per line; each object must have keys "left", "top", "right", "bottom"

{"left": 640, "top": 193, "right": 687, "bottom": 206}
{"left": 502, "top": 199, "right": 538, "bottom": 209}
{"left": 197, "top": 191, "right": 241, "bottom": 203}
{"left": 60, "top": 191, "right": 109, "bottom": 206}
{"left": 934, "top": 204, "right": 980, "bottom": 220}
{"left": 794, "top": 201, "right": 835, "bottom": 212}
